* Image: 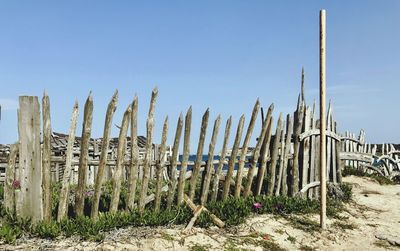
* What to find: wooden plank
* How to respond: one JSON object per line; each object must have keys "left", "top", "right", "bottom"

{"left": 138, "top": 88, "right": 157, "bottom": 214}
{"left": 326, "top": 102, "right": 332, "bottom": 181}
{"left": 291, "top": 100, "right": 304, "bottom": 195}
{"left": 222, "top": 115, "right": 245, "bottom": 200}
{"left": 281, "top": 115, "right": 293, "bottom": 196}
{"left": 177, "top": 107, "right": 193, "bottom": 204}
{"left": 166, "top": 114, "right": 183, "bottom": 209}
{"left": 188, "top": 108, "right": 208, "bottom": 200}
{"left": 42, "top": 91, "right": 52, "bottom": 221}
{"left": 301, "top": 106, "right": 311, "bottom": 189}
{"left": 5, "top": 143, "right": 18, "bottom": 213}
{"left": 17, "top": 96, "right": 43, "bottom": 222}
{"left": 235, "top": 99, "right": 260, "bottom": 198}
{"left": 126, "top": 95, "right": 139, "bottom": 210}
{"left": 274, "top": 128, "right": 285, "bottom": 196}
{"left": 110, "top": 105, "right": 132, "bottom": 213}
{"left": 332, "top": 117, "right": 337, "bottom": 183}
{"left": 91, "top": 91, "right": 118, "bottom": 219}
{"left": 244, "top": 103, "right": 273, "bottom": 197}
{"left": 200, "top": 115, "right": 221, "bottom": 205}
{"left": 75, "top": 93, "right": 93, "bottom": 216}
{"left": 155, "top": 117, "right": 169, "bottom": 212}
{"left": 57, "top": 102, "right": 79, "bottom": 221}
{"left": 267, "top": 113, "right": 283, "bottom": 196}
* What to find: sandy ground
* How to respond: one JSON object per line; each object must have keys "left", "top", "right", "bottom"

{"left": 1, "top": 176, "right": 399, "bottom": 251}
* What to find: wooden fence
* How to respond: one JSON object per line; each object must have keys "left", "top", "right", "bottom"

{"left": 2, "top": 87, "right": 359, "bottom": 224}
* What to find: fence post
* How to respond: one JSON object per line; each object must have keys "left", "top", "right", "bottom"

{"left": 42, "top": 91, "right": 52, "bottom": 221}
{"left": 17, "top": 96, "right": 43, "bottom": 222}
{"left": 5, "top": 143, "right": 18, "bottom": 213}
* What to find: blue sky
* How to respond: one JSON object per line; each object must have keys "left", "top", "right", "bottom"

{"left": 1, "top": 1, "right": 399, "bottom": 151}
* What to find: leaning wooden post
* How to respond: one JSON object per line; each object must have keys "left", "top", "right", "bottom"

{"left": 200, "top": 115, "right": 221, "bottom": 205}
{"left": 138, "top": 88, "right": 158, "bottom": 214}
{"left": 291, "top": 100, "right": 304, "bottom": 195}
{"left": 42, "top": 91, "right": 52, "bottom": 221}
{"left": 166, "top": 114, "right": 183, "bottom": 209}
{"left": 5, "top": 143, "right": 18, "bottom": 213}
{"left": 110, "top": 105, "right": 131, "bottom": 213}
{"left": 17, "top": 96, "right": 43, "bottom": 222}
{"left": 75, "top": 93, "right": 94, "bottom": 216}
{"left": 319, "top": 9, "right": 327, "bottom": 229}
{"left": 188, "top": 109, "right": 209, "bottom": 200}
{"left": 127, "top": 95, "right": 139, "bottom": 210}
{"left": 57, "top": 102, "right": 79, "bottom": 222}
{"left": 235, "top": 99, "right": 260, "bottom": 198}
{"left": 222, "top": 115, "right": 245, "bottom": 200}
{"left": 155, "top": 117, "right": 169, "bottom": 212}
{"left": 267, "top": 113, "right": 283, "bottom": 196}
{"left": 91, "top": 91, "right": 118, "bottom": 219}
{"left": 177, "top": 107, "right": 193, "bottom": 204}
{"left": 210, "top": 116, "right": 232, "bottom": 201}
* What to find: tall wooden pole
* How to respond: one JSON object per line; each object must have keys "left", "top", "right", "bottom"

{"left": 319, "top": 9, "right": 327, "bottom": 229}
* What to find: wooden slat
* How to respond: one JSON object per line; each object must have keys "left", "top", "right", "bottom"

{"left": 155, "top": 117, "right": 168, "bottom": 212}
{"left": 42, "top": 91, "right": 52, "bottom": 221}
{"left": 5, "top": 143, "right": 18, "bottom": 213}
{"left": 91, "top": 91, "right": 118, "bottom": 219}
{"left": 110, "top": 105, "right": 131, "bottom": 213}
{"left": 291, "top": 101, "right": 304, "bottom": 195}
{"left": 138, "top": 88, "right": 157, "bottom": 214}
{"left": 267, "top": 113, "right": 283, "bottom": 196}
{"left": 75, "top": 93, "right": 93, "bottom": 216}
{"left": 281, "top": 115, "right": 293, "bottom": 196}
{"left": 235, "top": 99, "right": 260, "bottom": 198}
{"left": 210, "top": 116, "right": 232, "bottom": 201}
{"left": 177, "top": 107, "right": 192, "bottom": 204}
{"left": 301, "top": 106, "right": 311, "bottom": 189}
{"left": 57, "top": 102, "right": 79, "bottom": 222}
{"left": 222, "top": 115, "right": 245, "bottom": 200}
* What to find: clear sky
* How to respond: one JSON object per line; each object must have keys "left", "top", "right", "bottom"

{"left": 1, "top": 1, "right": 399, "bottom": 151}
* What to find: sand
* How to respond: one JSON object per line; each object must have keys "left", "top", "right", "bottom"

{"left": 1, "top": 175, "right": 399, "bottom": 250}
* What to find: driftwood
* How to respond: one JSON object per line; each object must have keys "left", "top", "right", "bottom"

{"left": 281, "top": 115, "right": 293, "bottom": 196}
{"left": 75, "top": 93, "right": 93, "bottom": 216}
{"left": 291, "top": 100, "right": 304, "bottom": 196}
{"left": 127, "top": 95, "right": 139, "bottom": 210}
{"left": 267, "top": 113, "right": 283, "bottom": 196}
{"left": 42, "top": 92, "right": 52, "bottom": 221}
{"left": 5, "top": 143, "right": 18, "bottom": 213}
{"left": 154, "top": 117, "right": 169, "bottom": 212}
{"left": 91, "top": 91, "right": 118, "bottom": 219}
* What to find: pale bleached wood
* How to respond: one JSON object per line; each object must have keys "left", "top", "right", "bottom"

{"left": 301, "top": 106, "right": 311, "bottom": 189}
{"left": 235, "top": 99, "right": 260, "bottom": 198}
{"left": 57, "top": 102, "right": 79, "bottom": 222}
{"left": 91, "top": 91, "right": 118, "bottom": 219}
{"left": 155, "top": 117, "right": 168, "bottom": 212}
{"left": 244, "top": 103, "right": 273, "bottom": 197}
{"left": 255, "top": 107, "right": 274, "bottom": 196}
{"left": 75, "top": 93, "right": 93, "bottom": 216}
{"left": 166, "top": 114, "right": 183, "bottom": 209}
{"left": 138, "top": 88, "right": 157, "bottom": 214}
{"left": 267, "top": 113, "right": 283, "bottom": 196}
{"left": 177, "top": 107, "right": 192, "bottom": 204}
{"left": 127, "top": 95, "right": 139, "bottom": 210}
{"left": 183, "top": 194, "right": 225, "bottom": 228}
{"left": 274, "top": 128, "right": 285, "bottom": 196}
{"left": 291, "top": 101, "right": 304, "bottom": 195}
{"left": 319, "top": 9, "right": 327, "bottom": 229}
{"left": 308, "top": 104, "right": 316, "bottom": 199}
{"left": 281, "top": 115, "right": 293, "bottom": 196}
{"left": 222, "top": 115, "right": 245, "bottom": 200}
{"left": 332, "top": 115, "right": 337, "bottom": 183}
{"left": 210, "top": 116, "right": 232, "bottom": 202}
{"left": 326, "top": 102, "right": 332, "bottom": 181}
{"left": 110, "top": 105, "right": 132, "bottom": 213}
{"left": 17, "top": 96, "right": 43, "bottom": 222}
{"left": 5, "top": 143, "right": 18, "bottom": 213}
{"left": 42, "top": 91, "right": 52, "bottom": 221}
{"left": 200, "top": 115, "right": 221, "bottom": 205}
{"left": 188, "top": 109, "right": 209, "bottom": 200}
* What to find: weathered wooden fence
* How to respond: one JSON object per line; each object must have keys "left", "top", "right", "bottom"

{"left": 2, "top": 87, "right": 370, "bottom": 224}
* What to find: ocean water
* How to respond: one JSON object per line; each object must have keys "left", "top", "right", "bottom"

{"left": 177, "top": 154, "right": 253, "bottom": 171}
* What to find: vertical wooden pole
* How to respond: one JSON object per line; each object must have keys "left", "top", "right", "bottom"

{"left": 138, "top": 88, "right": 157, "bottom": 214}
{"left": 267, "top": 113, "right": 283, "bottom": 196}
{"left": 91, "top": 91, "right": 118, "bottom": 219}
{"left": 17, "top": 96, "right": 43, "bottom": 222}
{"left": 127, "top": 95, "right": 139, "bottom": 210}
{"left": 110, "top": 104, "right": 131, "bottom": 213}
{"left": 154, "top": 117, "right": 169, "bottom": 212}
{"left": 5, "top": 143, "right": 18, "bottom": 213}
{"left": 75, "top": 93, "right": 93, "bottom": 216}
{"left": 319, "top": 9, "right": 327, "bottom": 229}
{"left": 177, "top": 107, "right": 193, "bottom": 204}
{"left": 57, "top": 102, "right": 79, "bottom": 221}
{"left": 42, "top": 91, "right": 52, "bottom": 221}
